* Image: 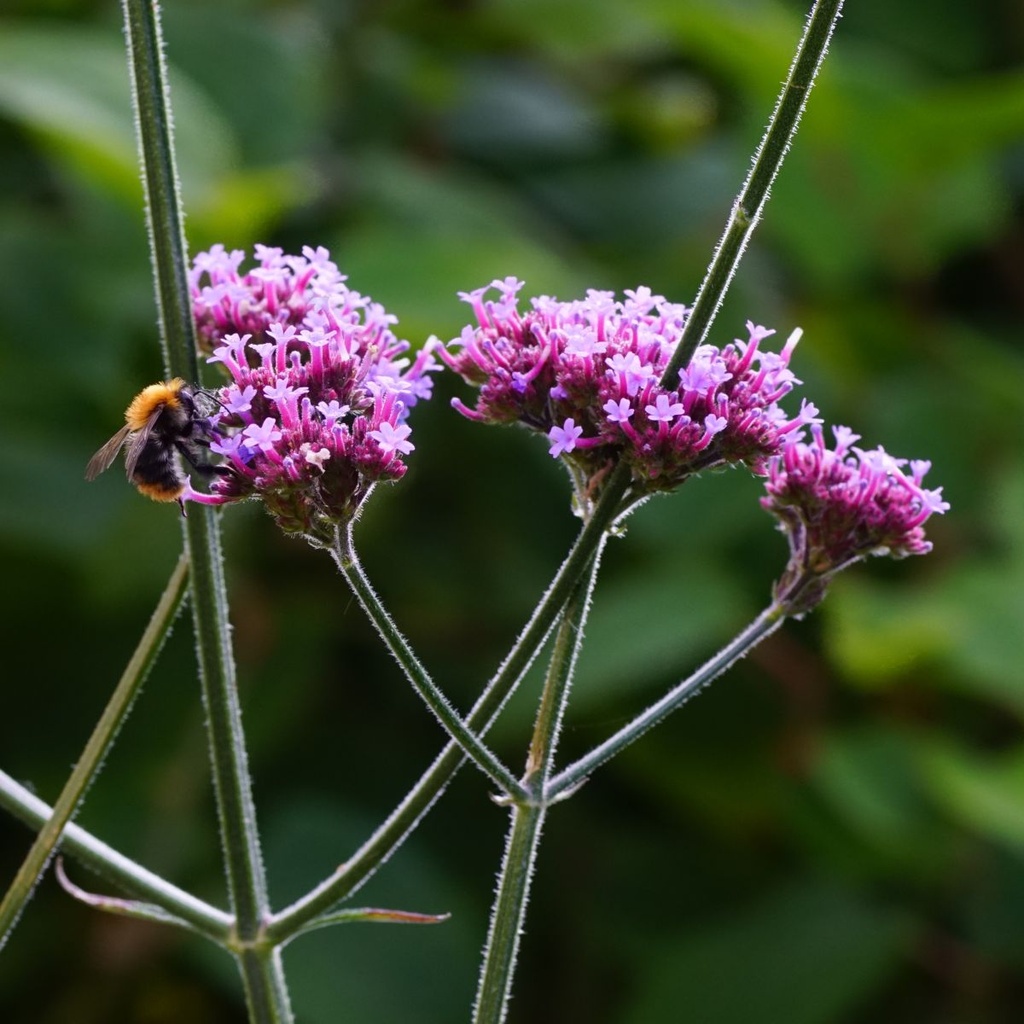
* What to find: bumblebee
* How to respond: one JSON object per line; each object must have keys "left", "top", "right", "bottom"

{"left": 86, "top": 378, "right": 221, "bottom": 506}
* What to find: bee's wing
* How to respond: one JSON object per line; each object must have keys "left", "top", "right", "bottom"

{"left": 122, "top": 404, "right": 167, "bottom": 479}
{"left": 85, "top": 425, "right": 131, "bottom": 481}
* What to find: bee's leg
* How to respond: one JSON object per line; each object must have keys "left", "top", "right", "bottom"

{"left": 175, "top": 439, "right": 229, "bottom": 477}
{"left": 190, "top": 462, "right": 235, "bottom": 479}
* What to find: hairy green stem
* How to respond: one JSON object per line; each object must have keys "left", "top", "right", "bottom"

{"left": 474, "top": 4, "right": 846, "bottom": 1014}
{"left": 547, "top": 603, "right": 786, "bottom": 799}
{"left": 473, "top": 805, "right": 545, "bottom": 1024}
{"left": 0, "top": 768, "right": 231, "bottom": 941}
{"left": 121, "top": 0, "right": 198, "bottom": 381}
{"left": 212, "top": 0, "right": 841, "bottom": 969}
{"left": 185, "top": 512, "right": 278, "bottom": 981}
{"left": 331, "top": 525, "right": 527, "bottom": 800}
{"left": 0, "top": 557, "right": 189, "bottom": 950}
{"left": 122, "top": 2, "right": 286, "bottom": 1018}
{"left": 269, "top": 497, "right": 620, "bottom": 939}
{"left": 662, "top": 0, "right": 846, "bottom": 380}
{"left": 473, "top": 547, "right": 604, "bottom": 1024}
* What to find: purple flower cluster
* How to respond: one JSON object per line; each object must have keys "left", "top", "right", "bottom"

{"left": 762, "top": 424, "right": 949, "bottom": 611}
{"left": 440, "top": 278, "right": 819, "bottom": 500}
{"left": 184, "top": 245, "right": 439, "bottom": 537}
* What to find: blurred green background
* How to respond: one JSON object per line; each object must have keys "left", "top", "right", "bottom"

{"left": 1, "top": 0, "right": 1022, "bottom": 1021}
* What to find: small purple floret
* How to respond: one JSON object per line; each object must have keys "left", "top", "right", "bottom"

{"left": 548, "top": 418, "right": 584, "bottom": 457}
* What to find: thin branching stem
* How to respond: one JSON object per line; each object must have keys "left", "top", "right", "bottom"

{"left": 475, "top": 3, "right": 846, "bottom": 1018}
{"left": 121, "top": 0, "right": 198, "bottom": 381}
{"left": 146, "top": 5, "right": 843, "bottom": 1000}
{"left": 473, "top": 544, "right": 605, "bottom": 1024}
{"left": 331, "top": 525, "right": 527, "bottom": 800}
{"left": 269, "top": 496, "right": 621, "bottom": 939}
{"left": 0, "top": 557, "right": 189, "bottom": 950}
{"left": 0, "top": 768, "right": 232, "bottom": 942}
{"left": 547, "top": 604, "right": 786, "bottom": 799}
{"left": 122, "top": 1, "right": 286, "bottom": 1018}
{"left": 662, "top": 0, "right": 846, "bottom": 380}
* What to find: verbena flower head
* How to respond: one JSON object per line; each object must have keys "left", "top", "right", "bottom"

{"left": 184, "top": 245, "right": 439, "bottom": 540}
{"left": 440, "top": 278, "right": 817, "bottom": 507}
{"left": 761, "top": 424, "right": 949, "bottom": 614}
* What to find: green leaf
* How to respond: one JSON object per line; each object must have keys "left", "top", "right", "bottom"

{"left": 54, "top": 858, "right": 210, "bottom": 939}
{"left": 293, "top": 906, "right": 450, "bottom": 940}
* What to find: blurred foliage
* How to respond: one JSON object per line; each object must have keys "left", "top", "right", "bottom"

{"left": 0, "top": 0, "right": 1022, "bottom": 1021}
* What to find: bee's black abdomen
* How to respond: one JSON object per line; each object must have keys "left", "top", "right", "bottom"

{"left": 131, "top": 440, "right": 185, "bottom": 501}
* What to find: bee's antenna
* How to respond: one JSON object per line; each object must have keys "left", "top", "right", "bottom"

{"left": 194, "top": 385, "right": 230, "bottom": 413}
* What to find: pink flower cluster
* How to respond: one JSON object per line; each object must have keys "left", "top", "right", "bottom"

{"left": 761, "top": 424, "right": 949, "bottom": 611}
{"left": 185, "top": 245, "right": 439, "bottom": 537}
{"left": 440, "top": 278, "right": 819, "bottom": 498}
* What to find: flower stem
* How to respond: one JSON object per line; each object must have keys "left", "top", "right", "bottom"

{"left": 0, "top": 768, "right": 232, "bottom": 941}
{"left": 0, "top": 556, "right": 189, "bottom": 950}
{"left": 524, "top": 543, "right": 606, "bottom": 784}
{"left": 473, "top": 545, "right": 604, "bottom": 1024}
{"left": 120, "top": 0, "right": 199, "bottom": 381}
{"left": 471, "top": 7, "right": 845, "bottom": 1013}
{"left": 662, "top": 0, "right": 846, "bottom": 380}
{"left": 122, "top": 2, "right": 286, "bottom": 1018}
{"left": 187, "top": 511, "right": 282, "bottom": 1010}
{"left": 546, "top": 604, "right": 786, "bottom": 799}
{"left": 473, "top": 805, "right": 545, "bottom": 1024}
{"left": 269, "top": 496, "right": 620, "bottom": 939}
{"left": 272, "top": 0, "right": 845, "bottom": 949}
{"left": 331, "top": 525, "right": 527, "bottom": 800}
